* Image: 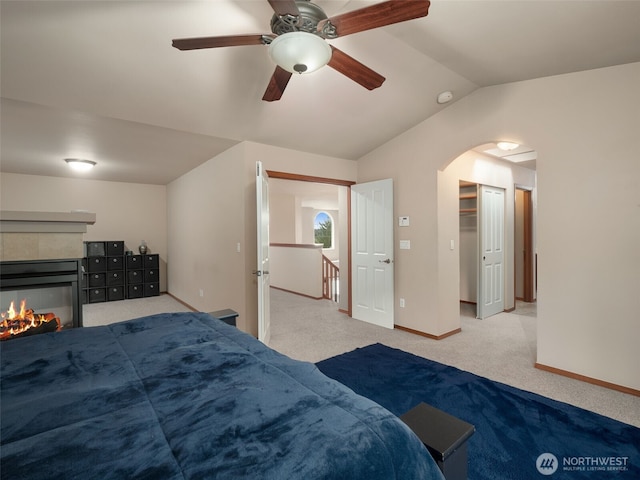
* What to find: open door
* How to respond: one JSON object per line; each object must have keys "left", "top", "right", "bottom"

{"left": 256, "top": 162, "right": 271, "bottom": 343}
{"left": 351, "top": 179, "right": 394, "bottom": 329}
{"left": 477, "top": 185, "right": 505, "bottom": 319}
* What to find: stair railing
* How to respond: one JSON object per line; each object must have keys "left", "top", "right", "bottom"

{"left": 322, "top": 255, "right": 339, "bottom": 302}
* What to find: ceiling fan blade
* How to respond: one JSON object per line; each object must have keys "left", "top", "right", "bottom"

{"left": 267, "top": 0, "right": 300, "bottom": 17}
{"left": 262, "top": 66, "right": 293, "bottom": 102}
{"left": 318, "top": 0, "right": 430, "bottom": 38}
{"left": 327, "top": 46, "right": 385, "bottom": 91}
{"left": 172, "top": 34, "right": 271, "bottom": 51}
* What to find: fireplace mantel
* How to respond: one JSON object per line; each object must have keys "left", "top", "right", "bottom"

{"left": 0, "top": 210, "right": 96, "bottom": 233}
{"left": 0, "top": 211, "right": 96, "bottom": 261}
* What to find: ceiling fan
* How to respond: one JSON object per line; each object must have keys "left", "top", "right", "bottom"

{"left": 172, "top": 0, "right": 430, "bottom": 101}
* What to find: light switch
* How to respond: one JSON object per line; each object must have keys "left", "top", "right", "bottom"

{"left": 450, "top": 240, "right": 455, "bottom": 250}
{"left": 398, "top": 216, "right": 410, "bottom": 227}
{"left": 400, "top": 240, "right": 411, "bottom": 250}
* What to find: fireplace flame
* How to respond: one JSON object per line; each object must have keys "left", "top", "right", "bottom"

{"left": 1, "top": 299, "right": 61, "bottom": 341}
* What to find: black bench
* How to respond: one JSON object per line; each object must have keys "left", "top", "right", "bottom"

{"left": 400, "top": 402, "right": 475, "bottom": 480}
{"left": 209, "top": 309, "right": 238, "bottom": 327}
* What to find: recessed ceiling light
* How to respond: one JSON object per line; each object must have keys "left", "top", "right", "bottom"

{"left": 496, "top": 142, "right": 519, "bottom": 151}
{"left": 65, "top": 158, "right": 96, "bottom": 172}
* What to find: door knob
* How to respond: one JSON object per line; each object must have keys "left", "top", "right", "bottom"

{"left": 379, "top": 258, "right": 392, "bottom": 264}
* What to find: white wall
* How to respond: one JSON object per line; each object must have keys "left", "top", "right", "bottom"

{"left": 166, "top": 144, "right": 247, "bottom": 328}
{"left": 270, "top": 190, "right": 341, "bottom": 262}
{"left": 358, "top": 62, "right": 640, "bottom": 390}
{"left": 0, "top": 173, "right": 168, "bottom": 289}
{"left": 167, "top": 141, "right": 357, "bottom": 337}
{"left": 270, "top": 191, "right": 296, "bottom": 243}
{"left": 270, "top": 245, "right": 323, "bottom": 298}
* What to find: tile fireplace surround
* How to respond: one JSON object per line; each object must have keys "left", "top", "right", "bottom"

{"left": 0, "top": 211, "right": 96, "bottom": 261}
{"left": 1, "top": 211, "right": 95, "bottom": 337}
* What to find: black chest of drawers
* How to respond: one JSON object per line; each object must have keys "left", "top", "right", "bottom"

{"left": 125, "top": 253, "right": 160, "bottom": 299}
{"left": 82, "top": 241, "right": 160, "bottom": 303}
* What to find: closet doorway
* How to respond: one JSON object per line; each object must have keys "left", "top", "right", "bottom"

{"left": 459, "top": 181, "right": 506, "bottom": 319}
{"left": 459, "top": 181, "right": 478, "bottom": 306}
{"left": 459, "top": 181, "right": 536, "bottom": 318}
{"left": 452, "top": 142, "right": 537, "bottom": 319}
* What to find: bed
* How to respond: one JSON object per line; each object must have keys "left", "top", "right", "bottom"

{"left": 1, "top": 312, "right": 443, "bottom": 479}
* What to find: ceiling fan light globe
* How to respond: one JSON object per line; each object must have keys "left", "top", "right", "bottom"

{"left": 268, "top": 32, "right": 331, "bottom": 74}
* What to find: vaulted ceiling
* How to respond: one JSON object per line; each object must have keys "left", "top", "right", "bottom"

{"left": 2, "top": 1, "right": 640, "bottom": 184}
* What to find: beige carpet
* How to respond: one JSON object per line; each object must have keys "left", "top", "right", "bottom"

{"left": 83, "top": 290, "right": 640, "bottom": 428}
{"left": 82, "top": 294, "right": 192, "bottom": 327}
{"left": 268, "top": 289, "right": 639, "bottom": 428}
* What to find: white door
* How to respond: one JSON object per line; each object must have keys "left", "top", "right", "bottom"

{"left": 256, "top": 162, "right": 271, "bottom": 343}
{"left": 351, "top": 179, "right": 394, "bottom": 329}
{"left": 477, "top": 185, "right": 505, "bottom": 319}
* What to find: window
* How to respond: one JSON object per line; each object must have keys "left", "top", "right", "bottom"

{"left": 314, "top": 212, "right": 332, "bottom": 248}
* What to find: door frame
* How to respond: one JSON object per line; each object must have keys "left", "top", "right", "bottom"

{"left": 266, "top": 170, "right": 355, "bottom": 316}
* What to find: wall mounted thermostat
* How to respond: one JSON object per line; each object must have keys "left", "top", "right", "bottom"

{"left": 399, "top": 216, "right": 410, "bottom": 227}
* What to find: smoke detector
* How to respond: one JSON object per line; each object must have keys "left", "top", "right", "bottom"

{"left": 437, "top": 91, "right": 453, "bottom": 104}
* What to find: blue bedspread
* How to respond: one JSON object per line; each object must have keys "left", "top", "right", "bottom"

{"left": 1, "top": 312, "right": 442, "bottom": 479}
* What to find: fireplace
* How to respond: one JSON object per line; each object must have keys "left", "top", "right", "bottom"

{"left": 0, "top": 259, "right": 83, "bottom": 340}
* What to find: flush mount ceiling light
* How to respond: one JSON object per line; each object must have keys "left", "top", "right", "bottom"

{"left": 268, "top": 31, "right": 332, "bottom": 74}
{"left": 65, "top": 158, "right": 96, "bottom": 172}
{"left": 496, "top": 142, "right": 520, "bottom": 151}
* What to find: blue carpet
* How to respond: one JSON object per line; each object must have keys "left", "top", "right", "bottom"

{"left": 316, "top": 343, "right": 640, "bottom": 480}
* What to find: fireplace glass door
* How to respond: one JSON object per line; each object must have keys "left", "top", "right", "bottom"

{"left": 1, "top": 284, "right": 74, "bottom": 332}
{"left": 0, "top": 258, "right": 82, "bottom": 340}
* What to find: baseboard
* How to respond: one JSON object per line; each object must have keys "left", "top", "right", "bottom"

{"left": 270, "top": 286, "right": 323, "bottom": 300}
{"left": 534, "top": 362, "right": 640, "bottom": 397}
{"left": 166, "top": 292, "right": 197, "bottom": 312}
{"left": 395, "top": 324, "right": 462, "bottom": 340}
